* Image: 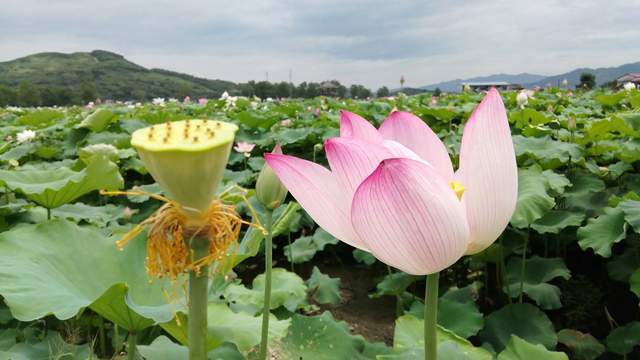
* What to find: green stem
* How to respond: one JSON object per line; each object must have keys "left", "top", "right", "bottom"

{"left": 127, "top": 332, "right": 137, "bottom": 360}
{"left": 46, "top": 208, "right": 51, "bottom": 220}
{"left": 114, "top": 325, "right": 121, "bottom": 355}
{"left": 258, "top": 209, "right": 274, "bottom": 360}
{"left": 98, "top": 316, "right": 106, "bottom": 357}
{"left": 287, "top": 233, "right": 294, "bottom": 273}
{"left": 188, "top": 237, "right": 210, "bottom": 360}
{"left": 424, "top": 272, "right": 439, "bottom": 360}
{"left": 519, "top": 230, "right": 529, "bottom": 304}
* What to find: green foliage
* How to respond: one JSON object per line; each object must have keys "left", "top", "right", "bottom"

{"left": 0, "top": 88, "right": 638, "bottom": 358}
{"left": 307, "top": 266, "right": 341, "bottom": 305}
{"left": 503, "top": 256, "right": 571, "bottom": 309}
{"left": 557, "top": 329, "right": 604, "bottom": 360}
{"left": 480, "top": 303, "right": 557, "bottom": 352}
{"left": 498, "top": 335, "right": 568, "bottom": 360}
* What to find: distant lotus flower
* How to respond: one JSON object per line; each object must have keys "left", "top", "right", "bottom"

{"left": 122, "top": 206, "right": 135, "bottom": 219}
{"left": 567, "top": 91, "right": 574, "bottom": 97}
{"left": 168, "top": 98, "right": 178, "bottom": 103}
{"left": 5, "top": 135, "right": 13, "bottom": 142}
{"left": 265, "top": 88, "right": 517, "bottom": 274}
{"left": 562, "top": 79, "right": 568, "bottom": 87}
{"left": 251, "top": 101, "right": 260, "bottom": 110}
{"left": 86, "top": 101, "right": 95, "bottom": 109}
{"left": 266, "top": 97, "right": 274, "bottom": 102}
{"left": 623, "top": 82, "right": 636, "bottom": 91}
{"left": 280, "top": 119, "right": 292, "bottom": 126}
{"left": 516, "top": 91, "right": 528, "bottom": 108}
{"left": 234, "top": 141, "right": 255, "bottom": 157}
{"left": 547, "top": 104, "right": 554, "bottom": 113}
{"left": 16, "top": 129, "right": 36, "bottom": 143}
{"left": 220, "top": 91, "right": 230, "bottom": 100}
{"left": 431, "top": 96, "right": 438, "bottom": 106}
{"left": 198, "top": 98, "right": 208, "bottom": 106}
{"left": 184, "top": 96, "right": 191, "bottom": 103}
{"left": 152, "top": 98, "right": 165, "bottom": 106}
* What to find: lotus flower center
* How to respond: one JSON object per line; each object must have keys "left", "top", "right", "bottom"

{"left": 450, "top": 181, "right": 465, "bottom": 200}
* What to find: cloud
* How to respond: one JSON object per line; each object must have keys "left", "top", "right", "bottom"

{"left": 1, "top": 0, "right": 639, "bottom": 88}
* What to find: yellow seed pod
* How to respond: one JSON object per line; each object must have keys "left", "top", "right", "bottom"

{"left": 131, "top": 120, "right": 238, "bottom": 217}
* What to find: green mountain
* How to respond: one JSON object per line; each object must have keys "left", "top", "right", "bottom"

{"left": 0, "top": 50, "right": 237, "bottom": 101}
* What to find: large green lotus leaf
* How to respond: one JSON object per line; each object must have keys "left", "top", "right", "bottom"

{"left": 0, "top": 220, "right": 175, "bottom": 331}
{"left": 557, "top": 329, "right": 604, "bottom": 360}
{"left": 223, "top": 268, "right": 307, "bottom": 314}
{"left": 607, "top": 247, "right": 640, "bottom": 282}
{"left": 51, "top": 202, "right": 125, "bottom": 226}
{"left": 0, "top": 331, "right": 94, "bottom": 360}
{"left": 585, "top": 116, "right": 637, "bottom": 141}
{"left": 531, "top": 210, "right": 585, "bottom": 234}
{"left": 18, "top": 109, "right": 64, "bottom": 128}
{"left": 392, "top": 314, "right": 492, "bottom": 360}
{"left": 307, "top": 266, "right": 341, "bottom": 305}
{"left": 498, "top": 335, "right": 568, "bottom": 360}
{"left": 563, "top": 172, "right": 607, "bottom": 214}
{"left": 371, "top": 272, "right": 418, "bottom": 298}
{"left": 605, "top": 321, "right": 640, "bottom": 355}
{"left": 577, "top": 207, "right": 627, "bottom": 257}
{"left": 270, "top": 312, "right": 391, "bottom": 360}
{"left": 510, "top": 108, "right": 552, "bottom": 128}
{"left": 513, "top": 135, "right": 583, "bottom": 168}
{"left": 138, "top": 336, "right": 244, "bottom": 360}
{"left": 510, "top": 167, "right": 556, "bottom": 228}
{"left": 479, "top": 303, "right": 557, "bottom": 352}
{"left": 284, "top": 227, "right": 338, "bottom": 263}
{"left": 161, "top": 302, "right": 290, "bottom": 353}
{"left": 504, "top": 256, "right": 571, "bottom": 309}
{"left": 407, "top": 284, "right": 484, "bottom": 339}
{"left": 77, "top": 109, "right": 117, "bottom": 132}
{"left": 618, "top": 199, "right": 640, "bottom": 232}
{"left": 0, "top": 157, "right": 123, "bottom": 208}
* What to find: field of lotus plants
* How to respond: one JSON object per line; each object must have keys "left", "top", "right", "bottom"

{"left": 0, "top": 87, "right": 639, "bottom": 359}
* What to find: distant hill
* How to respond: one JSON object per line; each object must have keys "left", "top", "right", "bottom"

{"left": 420, "top": 73, "right": 547, "bottom": 92}
{"left": 525, "top": 61, "right": 640, "bottom": 88}
{"left": 0, "top": 50, "right": 237, "bottom": 100}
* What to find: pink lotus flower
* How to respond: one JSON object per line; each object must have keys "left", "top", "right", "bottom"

{"left": 280, "top": 119, "right": 292, "bottom": 126}
{"left": 265, "top": 89, "right": 517, "bottom": 274}
{"left": 198, "top": 98, "right": 208, "bottom": 106}
{"left": 234, "top": 141, "right": 255, "bottom": 157}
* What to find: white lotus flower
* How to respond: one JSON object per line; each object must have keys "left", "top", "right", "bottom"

{"left": 16, "top": 129, "right": 36, "bottom": 143}
{"left": 152, "top": 98, "right": 165, "bottom": 106}
{"left": 623, "top": 82, "right": 636, "bottom": 91}
{"left": 516, "top": 91, "right": 528, "bottom": 109}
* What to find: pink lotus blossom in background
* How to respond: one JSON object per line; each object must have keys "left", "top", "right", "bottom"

{"left": 198, "top": 98, "right": 208, "bottom": 106}
{"left": 234, "top": 141, "right": 255, "bottom": 157}
{"left": 431, "top": 96, "right": 438, "bottom": 106}
{"left": 183, "top": 96, "right": 191, "bottom": 103}
{"left": 280, "top": 119, "right": 292, "bottom": 126}
{"left": 265, "top": 88, "right": 517, "bottom": 274}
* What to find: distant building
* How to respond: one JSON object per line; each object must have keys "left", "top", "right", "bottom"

{"left": 616, "top": 73, "right": 640, "bottom": 88}
{"left": 461, "top": 82, "right": 523, "bottom": 92}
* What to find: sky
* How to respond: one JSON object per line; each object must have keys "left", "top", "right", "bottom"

{"left": 1, "top": 0, "right": 639, "bottom": 89}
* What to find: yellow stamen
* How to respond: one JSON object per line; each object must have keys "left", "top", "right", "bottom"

{"left": 450, "top": 181, "right": 465, "bottom": 200}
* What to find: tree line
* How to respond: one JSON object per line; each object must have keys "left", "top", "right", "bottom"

{"left": 0, "top": 80, "right": 394, "bottom": 107}
{"left": 0, "top": 81, "right": 97, "bottom": 107}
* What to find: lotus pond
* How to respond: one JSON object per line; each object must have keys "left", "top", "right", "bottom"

{"left": 0, "top": 88, "right": 639, "bottom": 359}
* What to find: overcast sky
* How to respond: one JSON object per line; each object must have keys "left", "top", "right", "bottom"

{"left": 1, "top": 0, "right": 639, "bottom": 88}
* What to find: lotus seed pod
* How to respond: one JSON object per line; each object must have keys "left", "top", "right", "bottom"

{"left": 131, "top": 119, "right": 238, "bottom": 217}
{"left": 256, "top": 145, "right": 288, "bottom": 210}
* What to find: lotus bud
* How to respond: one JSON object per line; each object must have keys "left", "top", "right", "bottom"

{"left": 256, "top": 145, "right": 288, "bottom": 210}
{"left": 131, "top": 119, "right": 238, "bottom": 217}
{"left": 567, "top": 118, "right": 577, "bottom": 130}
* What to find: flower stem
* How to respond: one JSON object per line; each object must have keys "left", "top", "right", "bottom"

{"left": 519, "top": 229, "right": 529, "bottom": 303}
{"left": 424, "top": 272, "right": 439, "bottom": 360}
{"left": 188, "top": 237, "right": 210, "bottom": 360}
{"left": 127, "top": 332, "right": 137, "bottom": 360}
{"left": 258, "top": 209, "right": 274, "bottom": 360}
